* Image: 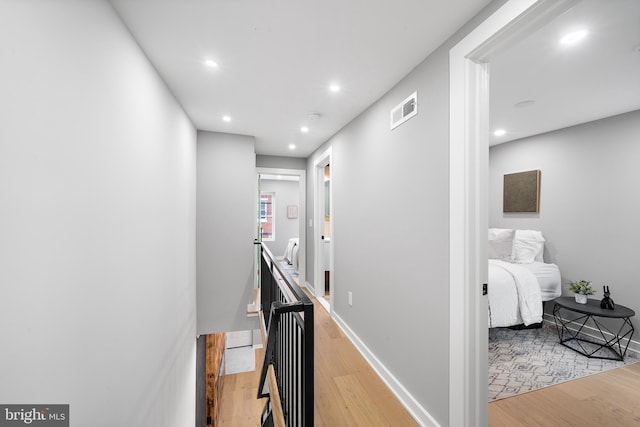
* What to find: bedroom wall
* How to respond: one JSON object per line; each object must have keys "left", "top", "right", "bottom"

{"left": 305, "top": 2, "right": 507, "bottom": 424}
{"left": 197, "top": 131, "right": 258, "bottom": 334}
{"left": 489, "top": 110, "right": 640, "bottom": 329}
{"left": 260, "top": 179, "right": 300, "bottom": 257}
{"left": 0, "top": 1, "right": 197, "bottom": 426}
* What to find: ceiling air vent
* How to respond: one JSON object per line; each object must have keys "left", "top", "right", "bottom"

{"left": 390, "top": 91, "right": 417, "bottom": 130}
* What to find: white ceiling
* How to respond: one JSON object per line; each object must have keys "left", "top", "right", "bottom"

{"left": 109, "top": 0, "right": 639, "bottom": 157}
{"left": 109, "top": 0, "right": 492, "bottom": 157}
{"left": 489, "top": 0, "right": 640, "bottom": 145}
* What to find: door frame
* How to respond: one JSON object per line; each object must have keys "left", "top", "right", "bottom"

{"left": 313, "top": 147, "right": 332, "bottom": 312}
{"left": 256, "top": 167, "right": 306, "bottom": 285}
{"left": 449, "top": 0, "right": 575, "bottom": 425}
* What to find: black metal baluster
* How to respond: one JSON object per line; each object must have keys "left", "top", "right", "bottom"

{"left": 257, "top": 243, "right": 314, "bottom": 426}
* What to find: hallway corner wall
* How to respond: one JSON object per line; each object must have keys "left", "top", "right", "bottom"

{"left": 0, "top": 1, "right": 197, "bottom": 426}
{"left": 196, "top": 131, "right": 258, "bottom": 334}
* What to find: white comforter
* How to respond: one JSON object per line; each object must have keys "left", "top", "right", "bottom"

{"left": 488, "top": 260, "right": 543, "bottom": 327}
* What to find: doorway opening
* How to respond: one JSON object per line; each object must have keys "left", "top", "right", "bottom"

{"left": 449, "top": 0, "right": 574, "bottom": 425}
{"left": 322, "top": 164, "right": 331, "bottom": 303}
{"left": 256, "top": 167, "right": 306, "bottom": 288}
{"left": 313, "top": 148, "right": 332, "bottom": 312}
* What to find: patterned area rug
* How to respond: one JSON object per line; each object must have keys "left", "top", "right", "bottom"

{"left": 489, "top": 322, "right": 639, "bottom": 401}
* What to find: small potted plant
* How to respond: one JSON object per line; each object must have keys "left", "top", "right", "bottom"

{"left": 568, "top": 280, "right": 596, "bottom": 304}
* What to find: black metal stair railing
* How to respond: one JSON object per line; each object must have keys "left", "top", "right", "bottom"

{"left": 257, "top": 243, "right": 314, "bottom": 427}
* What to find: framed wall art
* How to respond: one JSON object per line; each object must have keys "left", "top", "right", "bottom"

{"left": 287, "top": 205, "right": 298, "bottom": 219}
{"left": 503, "top": 169, "right": 541, "bottom": 213}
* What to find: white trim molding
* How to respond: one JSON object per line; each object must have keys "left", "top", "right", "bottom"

{"left": 448, "top": 1, "right": 575, "bottom": 426}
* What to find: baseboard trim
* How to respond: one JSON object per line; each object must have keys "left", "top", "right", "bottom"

{"left": 332, "top": 312, "right": 441, "bottom": 427}
{"left": 303, "top": 281, "right": 315, "bottom": 296}
{"left": 542, "top": 313, "right": 640, "bottom": 356}
{"left": 303, "top": 281, "right": 331, "bottom": 312}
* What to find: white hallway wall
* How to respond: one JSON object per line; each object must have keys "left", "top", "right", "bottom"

{"left": 305, "top": 1, "right": 508, "bottom": 424}
{"left": 489, "top": 110, "right": 640, "bottom": 327}
{"left": 256, "top": 155, "right": 307, "bottom": 171}
{"left": 0, "top": 1, "right": 197, "bottom": 426}
{"left": 196, "top": 131, "right": 257, "bottom": 335}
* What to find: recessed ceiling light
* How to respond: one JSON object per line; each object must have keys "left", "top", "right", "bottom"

{"left": 329, "top": 84, "right": 341, "bottom": 93}
{"left": 222, "top": 115, "right": 231, "bottom": 122}
{"left": 288, "top": 144, "right": 296, "bottom": 150}
{"left": 300, "top": 126, "right": 309, "bottom": 133}
{"left": 494, "top": 129, "right": 506, "bottom": 136}
{"left": 559, "top": 29, "right": 588, "bottom": 45}
{"left": 205, "top": 59, "right": 219, "bottom": 69}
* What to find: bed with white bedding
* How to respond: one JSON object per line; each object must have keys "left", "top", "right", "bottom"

{"left": 488, "top": 229, "right": 561, "bottom": 328}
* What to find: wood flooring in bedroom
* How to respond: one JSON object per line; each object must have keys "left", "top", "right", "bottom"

{"left": 489, "top": 361, "right": 640, "bottom": 426}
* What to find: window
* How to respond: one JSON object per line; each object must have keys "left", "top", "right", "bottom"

{"left": 260, "top": 192, "right": 275, "bottom": 241}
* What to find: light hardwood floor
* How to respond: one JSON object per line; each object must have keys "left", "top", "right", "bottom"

{"left": 219, "top": 290, "right": 640, "bottom": 427}
{"left": 218, "top": 290, "right": 417, "bottom": 426}
{"left": 489, "top": 362, "right": 640, "bottom": 426}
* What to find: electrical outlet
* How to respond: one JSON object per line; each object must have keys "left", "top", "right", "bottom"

{"left": 348, "top": 291, "right": 353, "bottom": 307}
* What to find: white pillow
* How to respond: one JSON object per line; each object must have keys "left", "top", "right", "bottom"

{"left": 488, "top": 228, "right": 515, "bottom": 261}
{"left": 512, "top": 230, "right": 545, "bottom": 263}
